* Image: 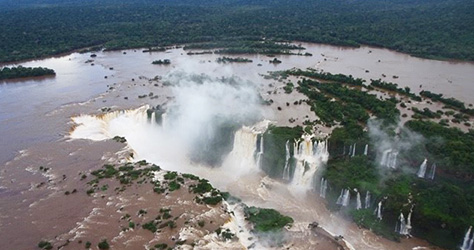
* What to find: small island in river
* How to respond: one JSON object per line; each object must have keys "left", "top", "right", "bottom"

{"left": 0, "top": 66, "right": 55, "bottom": 80}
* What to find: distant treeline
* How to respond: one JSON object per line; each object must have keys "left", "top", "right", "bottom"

{"left": 0, "top": 0, "right": 473, "bottom": 62}
{"left": 0, "top": 66, "right": 55, "bottom": 80}
{"left": 152, "top": 59, "right": 171, "bottom": 65}
{"left": 184, "top": 41, "right": 303, "bottom": 52}
{"left": 216, "top": 57, "right": 253, "bottom": 63}
{"left": 287, "top": 68, "right": 365, "bottom": 86}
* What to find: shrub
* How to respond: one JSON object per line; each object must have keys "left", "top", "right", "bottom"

{"left": 142, "top": 221, "right": 158, "bottom": 233}
{"left": 154, "top": 243, "right": 168, "bottom": 250}
{"left": 38, "top": 241, "right": 52, "bottom": 250}
{"left": 202, "top": 196, "right": 222, "bottom": 205}
{"left": 191, "top": 179, "right": 213, "bottom": 194}
{"left": 198, "top": 220, "right": 205, "bottom": 227}
{"left": 168, "top": 181, "right": 181, "bottom": 191}
{"left": 98, "top": 239, "right": 110, "bottom": 249}
{"left": 244, "top": 206, "right": 293, "bottom": 232}
{"left": 164, "top": 172, "right": 178, "bottom": 180}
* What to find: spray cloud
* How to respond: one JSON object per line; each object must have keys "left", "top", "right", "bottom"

{"left": 368, "top": 119, "right": 427, "bottom": 176}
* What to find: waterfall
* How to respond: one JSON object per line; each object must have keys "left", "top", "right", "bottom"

{"left": 349, "top": 145, "right": 353, "bottom": 157}
{"left": 343, "top": 189, "right": 350, "bottom": 206}
{"left": 399, "top": 213, "right": 407, "bottom": 235}
{"left": 337, "top": 189, "right": 350, "bottom": 207}
{"left": 314, "top": 140, "right": 329, "bottom": 160}
{"left": 224, "top": 128, "right": 260, "bottom": 175}
{"left": 161, "top": 113, "right": 167, "bottom": 129}
{"left": 223, "top": 202, "right": 259, "bottom": 249}
{"left": 70, "top": 106, "right": 153, "bottom": 141}
{"left": 374, "top": 201, "right": 383, "bottom": 220}
{"left": 461, "top": 226, "right": 473, "bottom": 250}
{"left": 407, "top": 210, "right": 412, "bottom": 234}
{"left": 319, "top": 178, "right": 324, "bottom": 197}
{"left": 293, "top": 140, "right": 299, "bottom": 157}
{"left": 397, "top": 211, "right": 412, "bottom": 235}
{"left": 364, "top": 144, "right": 368, "bottom": 156}
{"left": 322, "top": 179, "right": 327, "bottom": 198}
{"left": 291, "top": 160, "right": 312, "bottom": 189}
{"left": 291, "top": 136, "right": 329, "bottom": 190}
{"left": 380, "top": 149, "right": 391, "bottom": 166}
{"left": 417, "top": 158, "right": 428, "bottom": 178}
{"left": 365, "top": 191, "right": 371, "bottom": 209}
{"left": 428, "top": 163, "right": 436, "bottom": 180}
{"left": 319, "top": 178, "right": 327, "bottom": 198}
{"left": 387, "top": 151, "right": 398, "bottom": 169}
{"left": 70, "top": 104, "right": 270, "bottom": 178}
{"left": 282, "top": 140, "right": 291, "bottom": 181}
{"left": 146, "top": 107, "right": 167, "bottom": 127}
{"left": 380, "top": 149, "right": 398, "bottom": 168}
{"left": 223, "top": 121, "right": 270, "bottom": 176}
{"left": 336, "top": 189, "right": 344, "bottom": 205}
{"left": 356, "top": 190, "right": 362, "bottom": 210}
{"left": 351, "top": 143, "right": 356, "bottom": 157}
{"left": 150, "top": 111, "right": 156, "bottom": 124}
{"left": 298, "top": 138, "right": 306, "bottom": 156}
{"left": 256, "top": 135, "right": 264, "bottom": 169}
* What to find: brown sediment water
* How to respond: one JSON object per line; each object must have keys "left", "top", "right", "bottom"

{"left": 2, "top": 43, "right": 473, "bottom": 164}
{"left": 0, "top": 42, "right": 471, "bottom": 249}
{"left": 2, "top": 43, "right": 473, "bottom": 165}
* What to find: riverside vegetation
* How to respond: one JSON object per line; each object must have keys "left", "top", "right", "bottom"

{"left": 0, "top": 66, "right": 55, "bottom": 80}
{"left": 259, "top": 69, "right": 474, "bottom": 249}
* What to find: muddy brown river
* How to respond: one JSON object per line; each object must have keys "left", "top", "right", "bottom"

{"left": 0, "top": 42, "right": 472, "bottom": 249}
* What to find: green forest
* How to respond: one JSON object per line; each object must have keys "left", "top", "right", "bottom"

{"left": 324, "top": 120, "right": 474, "bottom": 249}
{"left": 0, "top": 66, "right": 55, "bottom": 80}
{"left": 261, "top": 122, "right": 474, "bottom": 249}
{"left": 0, "top": 0, "right": 473, "bottom": 62}
{"left": 258, "top": 69, "right": 474, "bottom": 249}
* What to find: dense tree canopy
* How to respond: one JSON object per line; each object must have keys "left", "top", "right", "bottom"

{"left": 0, "top": 0, "right": 473, "bottom": 62}
{"left": 258, "top": 69, "right": 474, "bottom": 249}
{"left": 0, "top": 66, "right": 55, "bottom": 80}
